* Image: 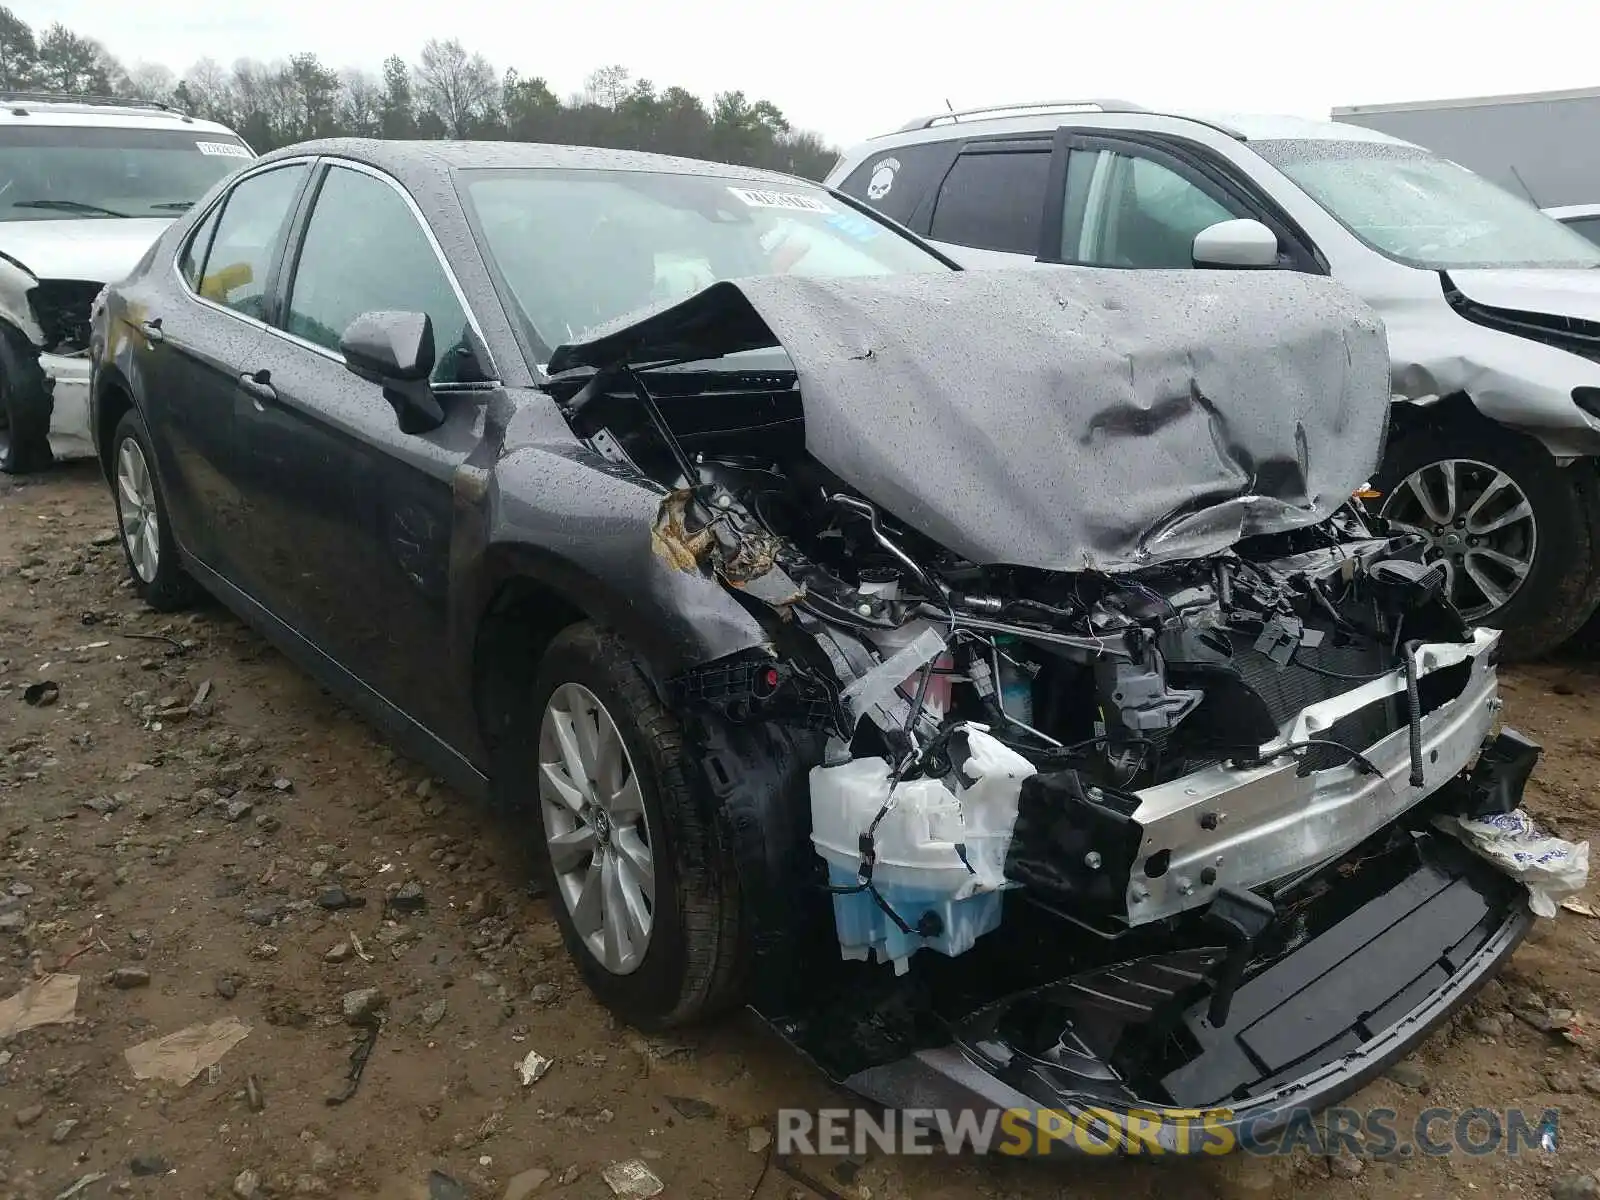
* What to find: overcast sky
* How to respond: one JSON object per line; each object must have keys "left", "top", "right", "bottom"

{"left": 19, "top": 0, "right": 1600, "bottom": 147}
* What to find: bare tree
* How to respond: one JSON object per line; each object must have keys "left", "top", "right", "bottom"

{"left": 180, "top": 57, "right": 232, "bottom": 121}
{"left": 339, "top": 67, "right": 382, "bottom": 138}
{"left": 413, "top": 38, "right": 495, "bottom": 137}
{"left": 123, "top": 61, "right": 175, "bottom": 103}
{"left": 230, "top": 58, "right": 298, "bottom": 147}
{"left": 582, "top": 64, "right": 631, "bottom": 108}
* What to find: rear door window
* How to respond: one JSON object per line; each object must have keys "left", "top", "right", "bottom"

{"left": 927, "top": 149, "right": 1051, "bottom": 256}
{"left": 193, "top": 164, "right": 308, "bottom": 319}
{"left": 179, "top": 203, "right": 223, "bottom": 291}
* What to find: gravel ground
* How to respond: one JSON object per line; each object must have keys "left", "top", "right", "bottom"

{"left": 5, "top": 462, "right": 1600, "bottom": 1200}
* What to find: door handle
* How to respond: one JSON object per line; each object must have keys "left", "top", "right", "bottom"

{"left": 138, "top": 318, "right": 163, "bottom": 344}
{"left": 238, "top": 369, "right": 276, "bottom": 409}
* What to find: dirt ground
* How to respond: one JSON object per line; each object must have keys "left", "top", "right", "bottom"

{"left": 4, "top": 463, "right": 1600, "bottom": 1200}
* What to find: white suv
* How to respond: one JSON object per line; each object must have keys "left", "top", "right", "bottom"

{"left": 0, "top": 92, "right": 253, "bottom": 473}
{"left": 827, "top": 101, "right": 1600, "bottom": 659}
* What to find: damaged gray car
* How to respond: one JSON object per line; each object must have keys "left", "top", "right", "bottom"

{"left": 91, "top": 141, "right": 1539, "bottom": 1153}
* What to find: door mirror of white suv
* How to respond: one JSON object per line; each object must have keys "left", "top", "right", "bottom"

{"left": 1192, "top": 218, "right": 1280, "bottom": 269}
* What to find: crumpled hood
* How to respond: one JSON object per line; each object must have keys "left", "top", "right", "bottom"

{"left": 1447, "top": 268, "right": 1600, "bottom": 323}
{"left": 0, "top": 218, "right": 172, "bottom": 284}
{"left": 549, "top": 267, "right": 1391, "bottom": 572}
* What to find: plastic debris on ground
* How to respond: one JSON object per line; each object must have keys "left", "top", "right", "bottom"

{"left": 125, "top": 1016, "right": 251, "bottom": 1084}
{"left": 601, "top": 1160, "right": 664, "bottom": 1199}
{"left": 516, "top": 1049, "right": 552, "bottom": 1086}
{"left": 1512, "top": 1004, "right": 1589, "bottom": 1046}
{"left": 53, "top": 1173, "right": 107, "bottom": 1199}
{"left": 1434, "top": 807, "right": 1590, "bottom": 918}
{"left": 810, "top": 723, "right": 1035, "bottom": 974}
{"left": 23, "top": 679, "right": 59, "bottom": 706}
{"left": 0, "top": 973, "right": 79, "bottom": 1039}
{"left": 327, "top": 1024, "right": 379, "bottom": 1106}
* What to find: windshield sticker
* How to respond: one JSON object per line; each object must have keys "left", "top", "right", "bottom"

{"left": 727, "top": 187, "right": 832, "bottom": 213}
{"left": 866, "top": 157, "right": 900, "bottom": 201}
{"left": 195, "top": 141, "right": 252, "bottom": 158}
{"left": 825, "top": 212, "right": 881, "bottom": 243}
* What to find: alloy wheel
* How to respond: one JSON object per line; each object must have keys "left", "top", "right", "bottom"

{"left": 116, "top": 437, "right": 161, "bottom": 584}
{"left": 1380, "top": 458, "right": 1537, "bottom": 622}
{"left": 538, "top": 682, "right": 656, "bottom": 975}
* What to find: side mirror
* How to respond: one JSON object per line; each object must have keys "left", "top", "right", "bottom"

{"left": 1192, "top": 218, "right": 1281, "bottom": 269}
{"left": 339, "top": 311, "right": 444, "bottom": 433}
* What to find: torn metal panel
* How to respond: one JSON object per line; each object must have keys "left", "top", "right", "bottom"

{"left": 551, "top": 268, "right": 1392, "bottom": 572}
{"left": 0, "top": 252, "right": 45, "bottom": 347}
{"left": 650, "top": 486, "right": 804, "bottom": 605}
{"left": 475, "top": 422, "right": 777, "bottom": 682}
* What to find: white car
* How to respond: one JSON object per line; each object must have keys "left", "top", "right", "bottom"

{"left": 1545, "top": 203, "right": 1600, "bottom": 247}
{"left": 0, "top": 92, "right": 253, "bottom": 473}
{"left": 827, "top": 101, "right": 1600, "bottom": 659}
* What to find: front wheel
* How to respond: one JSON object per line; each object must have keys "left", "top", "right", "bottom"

{"left": 0, "top": 325, "right": 53, "bottom": 475}
{"left": 1375, "top": 422, "right": 1600, "bottom": 659}
{"left": 523, "top": 623, "right": 746, "bottom": 1029}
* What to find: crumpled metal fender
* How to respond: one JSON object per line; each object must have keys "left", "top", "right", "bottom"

{"left": 448, "top": 391, "right": 773, "bottom": 691}
{"left": 1383, "top": 295, "right": 1600, "bottom": 458}
{"left": 0, "top": 251, "right": 45, "bottom": 347}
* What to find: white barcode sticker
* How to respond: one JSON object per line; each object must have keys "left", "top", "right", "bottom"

{"left": 726, "top": 186, "right": 831, "bottom": 213}
{"left": 195, "top": 141, "right": 253, "bottom": 158}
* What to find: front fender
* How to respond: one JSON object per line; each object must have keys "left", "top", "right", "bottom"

{"left": 451, "top": 411, "right": 771, "bottom": 687}
{"left": 1386, "top": 300, "right": 1600, "bottom": 457}
{"left": 0, "top": 252, "right": 44, "bottom": 346}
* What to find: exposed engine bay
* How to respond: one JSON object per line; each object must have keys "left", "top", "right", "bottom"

{"left": 544, "top": 269, "right": 1541, "bottom": 1145}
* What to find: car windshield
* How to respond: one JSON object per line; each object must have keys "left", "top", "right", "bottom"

{"left": 0, "top": 125, "right": 253, "bottom": 221}
{"left": 461, "top": 167, "right": 950, "bottom": 352}
{"left": 1255, "top": 138, "right": 1600, "bottom": 270}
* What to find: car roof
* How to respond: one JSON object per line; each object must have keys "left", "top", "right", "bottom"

{"left": 1178, "top": 110, "right": 1413, "bottom": 144}
{"left": 0, "top": 93, "right": 242, "bottom": 138}
{"left": 840, "top": 102, "right": 1418, "bottom": 160}
{"left": 256, "top": 137, "right": 820, "bottom": 188}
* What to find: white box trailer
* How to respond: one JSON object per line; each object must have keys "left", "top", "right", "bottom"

{"left": 1332, "top": 87, "right": 1600, "bottom": 208}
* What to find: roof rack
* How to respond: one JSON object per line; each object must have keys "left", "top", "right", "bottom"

{"left": 895, "top": 99, "right": 1147, "bottom": 132}
{"left": 0, "top": 91, "right": 187, "bottom": 116}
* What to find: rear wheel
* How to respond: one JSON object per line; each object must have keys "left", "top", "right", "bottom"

{"left": 524, "top": 623, "right": 745, "bottom": 1028}
{"left": 110, "top": 408, "right": 198, "bottom": 611}
{"left": 1376, "top": 422, "right": 1600, "bottom": 659}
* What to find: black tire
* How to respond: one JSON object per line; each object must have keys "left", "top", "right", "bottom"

{"left": 1375, "top": 420, "right": 1600, "bottom": 660}
{"left": 0, "top": 324, "right": 53, "bottom": 475}
{"left": 109, "top": 408, "right": 198, "bottom": 612}
{"left": 522, "top": 623, "right": 745, "bottom": 1028}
